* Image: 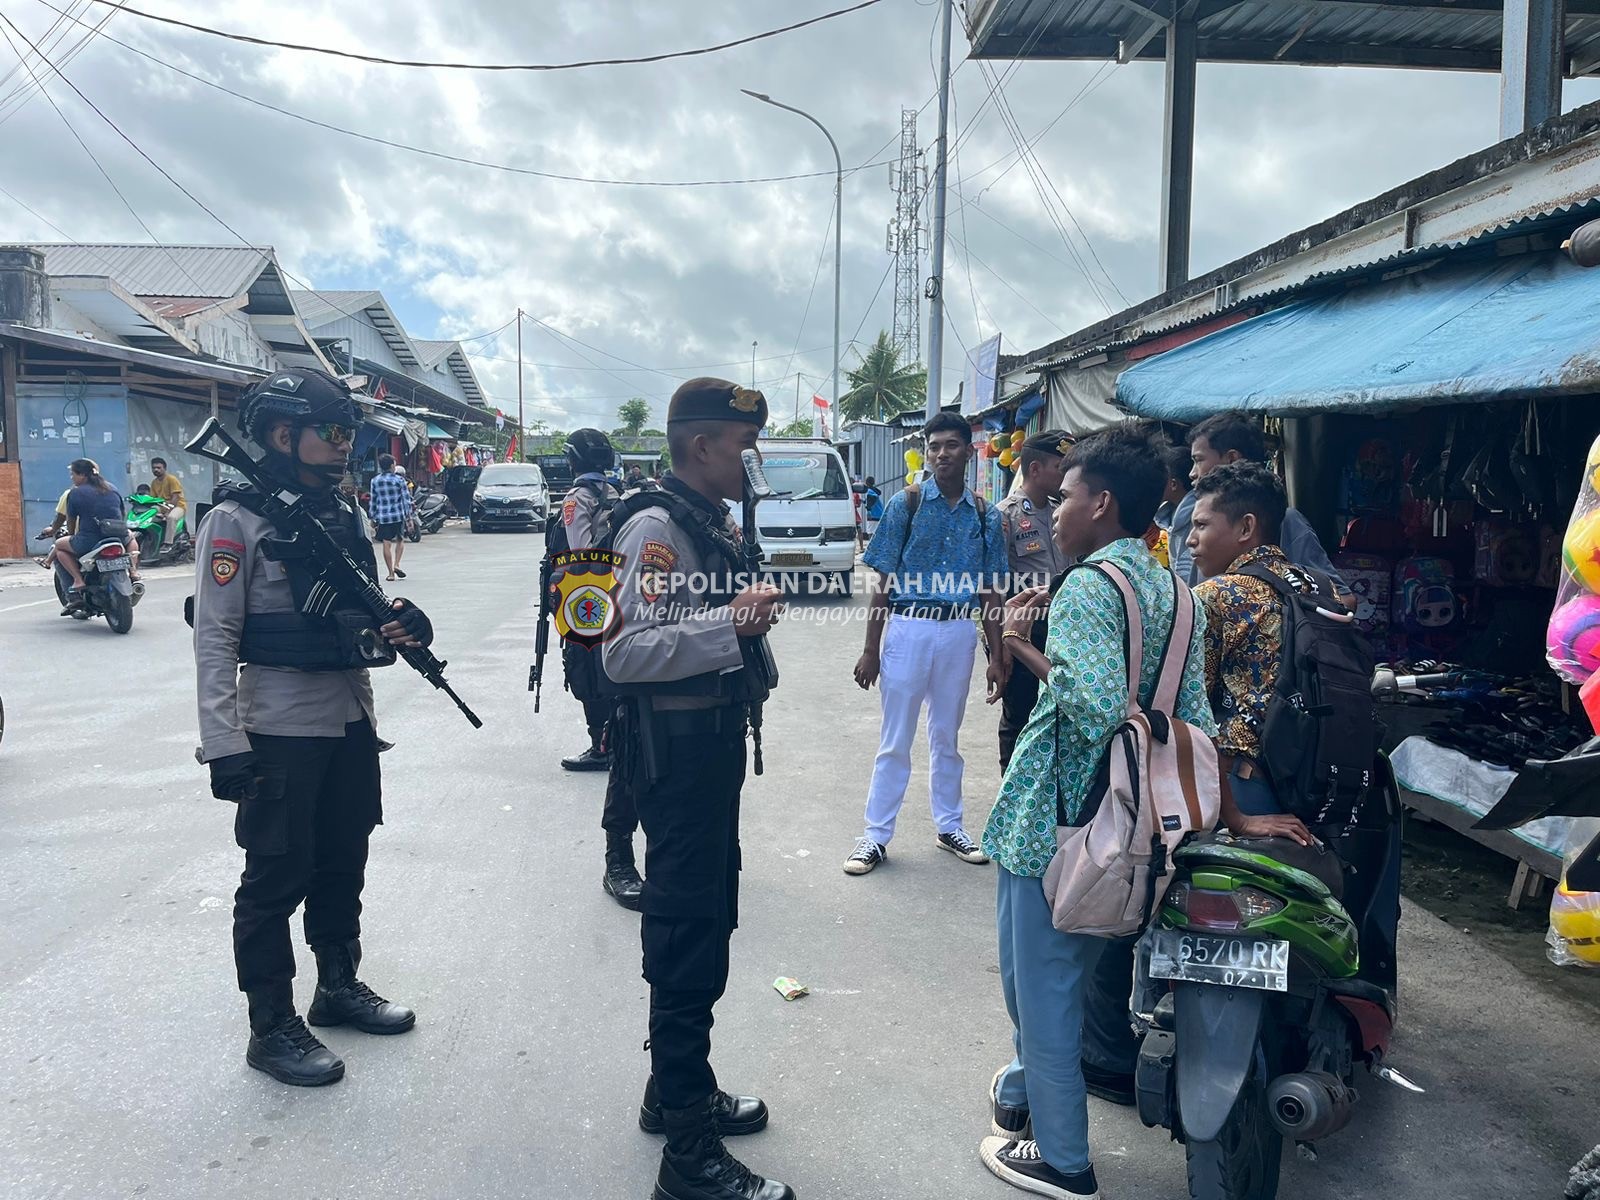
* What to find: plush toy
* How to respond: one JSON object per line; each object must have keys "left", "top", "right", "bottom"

{"left": 1549, "top": 880, "right": 1600, "bottom": 966}
{"left": 1548, "top": 594, "right": 1600, "bottom": 684}
{"left": 1563, "top": 510, "right": 1600, "bottom": 595}
{"left": 1474, "top": 520, "right": 1539, "bottom": 586}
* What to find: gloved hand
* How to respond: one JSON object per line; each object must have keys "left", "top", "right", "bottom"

{"left": 382, "top": 598, "right": 434, "bottom": 648}
{"left": 209, "top": 752, "right": 260, "bottom": 802}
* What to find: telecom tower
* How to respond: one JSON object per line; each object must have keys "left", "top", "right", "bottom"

{"left": 887, "top": 108, "right": 925, "bottom": 364}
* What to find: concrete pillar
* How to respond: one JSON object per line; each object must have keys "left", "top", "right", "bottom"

{"left": 1159, "top": 9, "right": 1198, "bottom": 293}
{"left": 1500, "top": 0, "right": 1564, "bottom": 139}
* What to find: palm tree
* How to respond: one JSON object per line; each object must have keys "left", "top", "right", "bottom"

{"left": 839, "top": 332, "right": 927, "bottom": 423}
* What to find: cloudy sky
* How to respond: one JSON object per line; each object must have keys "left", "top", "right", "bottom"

{"left": 0, "top": 0, "right": 1595, "bottom": 432}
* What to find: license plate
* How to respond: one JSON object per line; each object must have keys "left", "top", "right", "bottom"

{"left": 97, "top": 558, "right": 129, "bottom": 572}
{"left": 769, "top": 552, "right": 814, "bottom": 566}
{"left": 1148, "top": 928, "right": 1289, "bottom": 992}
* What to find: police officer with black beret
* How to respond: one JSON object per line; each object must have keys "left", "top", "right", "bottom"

{"left": 603, "top": 378, "right": 793, "bottom": 1200}
{"left": 992, "top": 430, "right": 1074, "bottom": 770}
{"left": 193, "top": 367, "right": 432, "bottom": 1087}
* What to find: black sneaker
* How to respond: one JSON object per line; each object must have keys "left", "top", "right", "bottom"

{"left": 990, "top": 1067, "right": 1033, "bottom": 1140}
{"left": 979, "top": 1139, "right": 1100, "bottom": 1199}
{"left": 561, "top": 745, "right": 609, "bottom": 772}
{"left": 843, "top": 838, "right": 886, "bottom": 876}
{"left": 1082, "top": 1060, "right": 1137, "bottom": 1107}
{"left": 937, "top": 829, "right": 991, "bottom": 864}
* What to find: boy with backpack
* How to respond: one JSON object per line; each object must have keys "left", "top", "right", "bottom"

{"left": 978, "top": 428, "right": 1216, "bottom": 1200}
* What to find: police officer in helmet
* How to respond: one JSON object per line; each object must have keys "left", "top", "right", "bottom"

{"left": 193, "top": 366, "right": 433, "bottom": 1087}
{"left": 554, "top": 427, "right": 645, "bottom": 909}
{"left": 603, "top": 378, "right": 791, "bottom": 1200}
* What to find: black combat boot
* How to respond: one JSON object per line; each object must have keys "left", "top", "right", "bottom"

{"left": 640, "top": 1074, "right": 769, "bottom": 1136}
{"left": 653, "top": 1098, "right": 795, "bottom": 1200}
{"left": 561, "top": 738, "right": 608, "bottom": 771}
{"left": 603, "top": 834, "right": 644, "bottom": 911}
{"left": 245, "top": 990, "right": 344, "bottom": 1087}
{"left": 306, "top": 940, "right": 416, "bottom": 1034}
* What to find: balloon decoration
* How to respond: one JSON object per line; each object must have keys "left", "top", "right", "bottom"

{"left": 1010, "top": 429, "right": 1026, "bottom": 448}
{"left": 998, "top": 448, "right": 1016, "bottom": 470}
{"left": 904, "top": 448, "right": 924, "bottom": 472}
{"left": 905, "top": 471, "right": 917, "bottom": 487}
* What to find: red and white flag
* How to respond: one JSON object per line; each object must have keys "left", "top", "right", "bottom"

{"left": 372, "top": 379, "right": 389, "bottom": 403}
{"left": 812, "top": 395, "right": 831, "bottom": 409}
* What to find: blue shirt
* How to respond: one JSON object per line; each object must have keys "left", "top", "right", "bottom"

{"left": 368, "top": 471, "right": 413, "bottom": 524}
{"left": 66, "top": 482, "right": 125, "bottom": 541}
{"left": 864, "top": 487, "right": 883, "bottom": 519}
{"left": 982, "top": 538, "right": 1216, "bottom": 877}
{"left": 861, "top": 485, "right": 1007, "bottom": 605}
{"left": 1170, "top": 488, "right": 1343, "bottom": 589}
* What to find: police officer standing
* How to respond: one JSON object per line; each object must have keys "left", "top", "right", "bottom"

{"left": 992, "top": 431, "right": 1074, "bottom": 770}
{"left": 603, "top": 378, "right": 792, "bottom": 1200}
{"left": 552, "top": 427, "right": 645, "bottom": 909}
{"left": 193, "top": 367, "right": 432, "bottom": 1087}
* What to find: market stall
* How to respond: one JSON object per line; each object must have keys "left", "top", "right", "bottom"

{"left": 1117, "top": 233, "right": 1600, "bottom": 906}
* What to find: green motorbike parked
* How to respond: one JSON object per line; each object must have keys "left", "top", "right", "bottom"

{"left": 1133, "top": 755, "right": 1420, "bottom": 1200}
{"left": 127, "top": 487, "right": 192, "bottom": 566}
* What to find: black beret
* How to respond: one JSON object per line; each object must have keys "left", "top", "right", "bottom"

{"left": 667, "top": 376, "right": 768, "bottom": 426}
{"left": 1022, "top": 429, "right": 1077, "bottom": 458}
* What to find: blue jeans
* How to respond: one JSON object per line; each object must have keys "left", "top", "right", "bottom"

{"left": 996, "top": 866, "right": 1102, "bottom": 1175}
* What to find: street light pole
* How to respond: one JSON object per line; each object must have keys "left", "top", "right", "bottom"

{"left": 741, "top": 89, "right": 842, "bottom": 441}
{"left": 925, "top": 0, "right": 954, "bottom": 423}
{"left": 516, "top": 307, "right": 524, "bottom": 462}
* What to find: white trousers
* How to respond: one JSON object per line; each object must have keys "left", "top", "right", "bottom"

{"left": 863, "top": 615, "right": 978, "bottom": 845}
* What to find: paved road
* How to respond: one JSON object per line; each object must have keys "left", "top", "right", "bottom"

{"left": 0, "top": 526, "right": 1595, "bottom": 1199}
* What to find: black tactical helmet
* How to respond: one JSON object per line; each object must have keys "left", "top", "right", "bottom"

{"left": 566, "top": 427, "right": 616, "bottom": 474}
{"left": 239, "top": 367, "right": 362, "bottom": 449}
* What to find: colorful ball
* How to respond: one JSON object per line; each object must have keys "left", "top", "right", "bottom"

{"left": 1547, "top": 594, "right": 1600, "bottom": 684}
{"left": 1010, "top": 429, "right": 1026, "bottom": 448}
{"left": 1585, "top": 434, "right": 1600, "bottom": 493}
{"left": 1562, "top": 510, "right": 1600, "bottom": 594}
{"left": 1550, "top": 881, "right": 1600, "bottom": 965}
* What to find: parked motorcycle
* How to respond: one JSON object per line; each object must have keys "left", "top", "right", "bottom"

{"left": 414, "top": 488, "right": 453, "bottom": 535}
{"left": 37, "top": 531, "right": 138, "bottom": 634}
{"left": 126, "top": 487, "right": 193, "bottom": 566}
{"left": 1133, "top": 746, "right": 1418, "bottom": 1199}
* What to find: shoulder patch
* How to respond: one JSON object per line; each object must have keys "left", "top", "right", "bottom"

{"left": 640, "top": 540, "right": 677, "bottom": 570}
{"left": 210, "top": 551, "right": 240, "bottom": 587}
{"left": 562, "top": 496, "right": 577, "bottom": 526}
{"left": 212, "top": 537, "right": 246, "bottom": 553}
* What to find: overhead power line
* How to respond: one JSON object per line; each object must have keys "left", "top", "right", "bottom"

{"left": 82, "top": 0, "right": 889, "bottom": 71}
{"left": 34, "top": 1, "right": 894, "bottom": 190}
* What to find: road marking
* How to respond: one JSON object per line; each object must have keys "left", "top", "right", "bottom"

{"left": 0, "top": 596, "right": 58, "bottom": 613}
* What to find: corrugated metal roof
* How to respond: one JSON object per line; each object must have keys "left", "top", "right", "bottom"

{"left": 966, "top": 0, "right": 1600, "bottom": 71}
{"left": 26, "top": 243, "right": 272, "bottom": 299}
{"left": 288, "top": 289, "right": 383, "bottom": 328}
{"left": 412, "top": 339, "right": 457, "bottom": 368}
{"left": 1116, "top": 250, "right": 1600, "bottom": 420}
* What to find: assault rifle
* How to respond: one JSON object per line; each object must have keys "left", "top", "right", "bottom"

{"left": 186, "top": 417, "right": 483, "bottom": 729}
{"left": 530, "top": 538, "right": 554, "bottom": 712}
{"left": 739, "top": 448, "right": 780, "bottom": 774}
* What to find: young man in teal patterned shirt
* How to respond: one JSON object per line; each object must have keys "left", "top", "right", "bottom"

{"left": 978, "top": 428, "right": 1215, "bottom": 1200}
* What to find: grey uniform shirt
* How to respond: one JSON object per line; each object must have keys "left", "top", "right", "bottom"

{"left": 996, "top": 490, "right": 1070, "bottom": 591}
{"left": 563, "top": 476, "right": 619, "bottom": 548}
{"left": 602, "top": 501, "right": 743, "bottom": 711}
{"left": 193, "top": 498, "right": 375, "bottom": 762}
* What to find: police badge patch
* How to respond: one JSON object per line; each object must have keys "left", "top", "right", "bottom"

{"left": 210, "top": 551, "right": 239, "bottom": 586}
{"left": 551, "top": 549, "right": 625, "bottom": 648}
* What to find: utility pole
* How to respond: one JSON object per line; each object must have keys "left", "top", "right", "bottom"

{"left": 516, "top": 307, "right": 524, "bottom": 462}
{"left": 924, "top": 0, "right": 954, "bottom": 423}
{"left": 751, "top": 340, "right": 758, "bottom": 388}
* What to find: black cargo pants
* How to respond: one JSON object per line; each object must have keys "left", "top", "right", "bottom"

{"left": 233, "top": 719, "right": 382, "bottom": 1009}
{"left": 635, "top": 715, "right": 747, "bottom": 1110}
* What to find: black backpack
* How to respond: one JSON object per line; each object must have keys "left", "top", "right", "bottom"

{"left": 1239, "top": 564, "right": 1379, "bottom": 825}
{"left": 543, "top": 478, "right": 617, "bottom": 557}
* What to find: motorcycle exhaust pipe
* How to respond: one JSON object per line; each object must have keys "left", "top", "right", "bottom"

{"left": 1266, "top": 1072, "right": 1356, "bottom": 1141}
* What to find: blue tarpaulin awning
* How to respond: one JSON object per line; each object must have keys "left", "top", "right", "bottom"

{"left": 425, "top": 421, "right": 456, "bottom": 441}
{"left": 1117, "top": 252, "right": 1600, "bottom": 422}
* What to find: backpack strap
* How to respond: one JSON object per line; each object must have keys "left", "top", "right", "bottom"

{"left": 1151, "top": 576, "right": 1196, "bottom": 716}
{"left": 1083, "top": 560, "right": 1145, "bottom": 720}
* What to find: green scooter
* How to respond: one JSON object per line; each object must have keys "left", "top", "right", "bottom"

{"left": 127, "top": 486, "right": 192, "bottom": 566}
{"left": 1133, "top": 754, "right": 1421, "bottom": 1200}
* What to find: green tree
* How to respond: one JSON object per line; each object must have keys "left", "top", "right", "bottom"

{"left": 769, "top": 416, "right": 813, "bottom": 437}
{"left": 615, "top": 397, "right": 651, "bottom": 438}
{"left": 839, "top": 331, "right": 926, "bottom": 423}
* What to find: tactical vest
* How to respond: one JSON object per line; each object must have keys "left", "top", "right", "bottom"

{"left": 596, "top": 486, "right": 770, "bottom": 706}
{"left": 226, "top": 481, "right": 397, "bottom": 673}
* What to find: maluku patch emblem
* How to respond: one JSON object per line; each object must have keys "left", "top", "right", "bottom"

{"left": 551, "top": 549, "right": 625, "bottom": 648}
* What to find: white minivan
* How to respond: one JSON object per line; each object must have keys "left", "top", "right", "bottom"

{"left": 730, "top": 439, "right": 857, "bottom": 593}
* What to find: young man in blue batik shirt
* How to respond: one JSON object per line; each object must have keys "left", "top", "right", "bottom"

{"left": 846, "top": 412, "right": 1009, "bottom": 876}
